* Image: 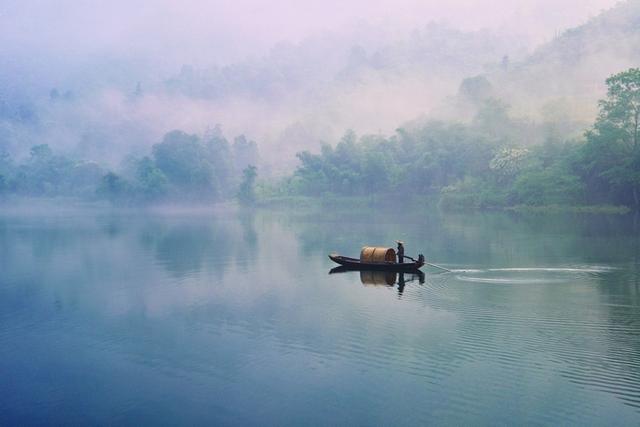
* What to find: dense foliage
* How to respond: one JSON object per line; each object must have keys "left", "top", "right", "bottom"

{"left": 0, "top": 144, "right": 103, "bottom": 198}
{"left": 0, "top": 128, "right": 258, "bottom": 204}
{"left": 100, "top": 128, "right": 258, "bottom": 203}
{"left": 2, "top": 69, "right": 639, "bottom": 210}
{"left": 289, "top": 69, "right": 640, "bottom": 210}
{"left": 577, "top": 68, "right": 640, "bottom": 207}
{"left": 237, "top": 165, "right": 258, "bottom": 205}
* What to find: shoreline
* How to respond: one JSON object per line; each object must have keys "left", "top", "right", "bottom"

{"left": 0, "top": 195, "right": 633, "bottom": 216}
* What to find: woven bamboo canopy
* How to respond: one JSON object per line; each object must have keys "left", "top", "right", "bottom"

{"left": 360, "top": 247, "right": 396, "bottom": 264}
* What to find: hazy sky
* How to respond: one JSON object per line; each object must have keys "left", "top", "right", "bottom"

{"left": 0, "top": 0, "right": 630, "bottom": 168}
{"left": 1, "top": 0, "right": 621, "bottom": 65}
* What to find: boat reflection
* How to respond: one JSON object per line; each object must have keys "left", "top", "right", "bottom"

{"left": 360, "top": 270, "right": 398, "bottom": 286}
{"left": 329, "top": 267, "right": 425, "bottom": 295}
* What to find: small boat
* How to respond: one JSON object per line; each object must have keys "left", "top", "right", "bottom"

{"left": 328, "top": 254, "right": 424, "bottom": 272}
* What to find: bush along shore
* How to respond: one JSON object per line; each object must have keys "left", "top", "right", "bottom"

{"left": 1, "top": 69, "right": 639, "bottom": 214}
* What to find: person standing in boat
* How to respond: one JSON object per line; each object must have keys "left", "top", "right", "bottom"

{"left": 396, "top": 241, "right": 404, "bottom": 264}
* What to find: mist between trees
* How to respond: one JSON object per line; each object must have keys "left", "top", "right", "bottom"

{"left": 280, "top": 69, "right": 640, "bottom": 210}
{"left": 0, "top": 127, "right": 259, "bottom": 205}
{"left": 0, "top": 68, "right": 638, "bottom": 211}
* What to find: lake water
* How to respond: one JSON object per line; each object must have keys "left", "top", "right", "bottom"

{"left": 1, "top": 205, "right": 639, "bottom": 425}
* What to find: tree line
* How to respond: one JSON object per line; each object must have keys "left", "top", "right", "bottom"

{"left": 286, "top": 68, "right": 640, "bottom": 210}
{"left": 0, "top": 68, "right": 638, "bottom": 210}
{"left": 0, "top": 127, "right": 259, "bottom": 205}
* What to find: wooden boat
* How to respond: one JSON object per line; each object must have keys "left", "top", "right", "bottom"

{"left": 328, "top": 254, "right": 424, "bottom": 272}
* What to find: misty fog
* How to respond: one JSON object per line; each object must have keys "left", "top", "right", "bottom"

{"left": 0, "top": 1, "right": 621, "bottom": 167}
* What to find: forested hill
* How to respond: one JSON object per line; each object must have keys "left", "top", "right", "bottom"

{"left": 3, "top": 3, "right": 637, "bottom": 172}
{"left": 0, "top": 22, "right": 526, "bottom": 170}
{"left": 526, "top": 0, "right": 640, "bottom": 68}
{"left": 479, "top": 0, "right": 640, "bottom": 122}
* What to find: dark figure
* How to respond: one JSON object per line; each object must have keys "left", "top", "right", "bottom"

{"left": 397, "top": 272, "right": 425, "bottom": 296}
{"left": 397, "top": 273, "right": 406, "bottom": 295}
{"left": 396, "top": 241, "right": 404, "bottom": 264}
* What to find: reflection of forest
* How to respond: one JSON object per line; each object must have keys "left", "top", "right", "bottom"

{"left": 0, "top": 207, "right": 639, "bottom": 420}
{"left": 137, "top": 213, "right": 259, "bottom": 277}
{"left": 1, "top": 207, "right": 638, "bottom": 292}
{"left": 285, "top": 207, "right": 640, "bottom": 269}
{"left": 0, "top": 210, "right": 270, "bottom": 354}
{"left": 139, "top": 218, "right": 232, "bottom": 277}
{"left": 0, "top": 211, "right": 261, "bottom": 298}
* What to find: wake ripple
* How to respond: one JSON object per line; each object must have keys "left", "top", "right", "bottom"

{"left": 447, "top": 265, "right": 614, "bottom": 285}
{"left": 396, "top": 264, "right": 640, "bottom": 418}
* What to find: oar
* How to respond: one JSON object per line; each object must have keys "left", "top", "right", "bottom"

{"left": 403, "top": 255, "right": 451, "bottom": 273}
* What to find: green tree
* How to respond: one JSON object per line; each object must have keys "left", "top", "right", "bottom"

{"left": 202, "top": 127, "right": 233, "bottom": 198}
{"left": 237, "top": 165, "right": 257, "bottom": 205}
{"left": 513, "top": 168, "right": 583, "bottom": 206}
{"left": 582, "top": 68, "right": 640, "bottom": 207}
{"left": 472, "top": 98, "right": 513, "bottom": 143}
{"left": 598, "top": 68, "right": 640, "bottom": 149}
{"left": 15, "top": 144, "right": 74, "bottom": 195}
{"left": 232, "top": 135, "right": 259, "bottom": 174}
{"left": 152, "top": 130, "right": 217, "bottom": 199}
{"left": 97, "top": 172, "right": 129, "bottom": 202}
{"left": 136, "top": 156, "right": 168, "bottom": 199}
{"left": 459, "top": 75, "right": 493, "bottom": 104}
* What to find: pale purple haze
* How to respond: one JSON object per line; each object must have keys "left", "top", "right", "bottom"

{"left": 0, "top": 0, "right": 628, "bottom": 171}
{"left": 1, "top": 0, "right": 618, "bottom": 64}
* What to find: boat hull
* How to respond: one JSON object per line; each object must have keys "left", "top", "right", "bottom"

{"left": 329, "top": 254, "right": 424, "bottom": 272}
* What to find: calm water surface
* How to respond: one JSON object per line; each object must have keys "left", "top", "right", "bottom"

{"left": 1, "top": 206, "right": 639, "bottom": 425}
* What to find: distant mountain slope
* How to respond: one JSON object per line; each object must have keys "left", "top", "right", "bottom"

{"left": 0, "top": 23, "right": 526, "bottom": 170}
{"left": 527, "top": 0, "right": 640, "bottom": 66}
{"left": 3, "top": 2, "right": 638, "bottom": 172}
{"left": 162, "top": 23, "right": 526, "bottom": 103}
{"left": 487, "top": 0, "right": 640, "bottom": 121}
